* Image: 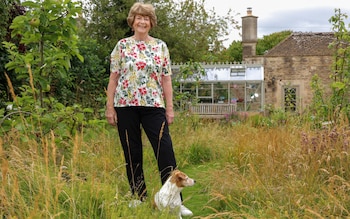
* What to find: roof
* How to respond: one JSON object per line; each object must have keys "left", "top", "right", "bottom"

{"left": 264, "top": 32, "right": 335, "bottom": 57}
{"left": 172, "top": 63, "right": 264, "bottom": 83}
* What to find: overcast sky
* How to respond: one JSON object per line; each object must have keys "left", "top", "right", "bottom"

{"left": 204, "top": 0, "right": 350, "bottom": 47}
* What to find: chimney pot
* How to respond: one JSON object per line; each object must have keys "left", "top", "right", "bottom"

{"left": 247, "top": 7, "right": 252, "bottom": 16}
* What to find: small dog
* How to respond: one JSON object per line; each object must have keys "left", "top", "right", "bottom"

{"left": 154, "top": 169, "right": 195, "bottom": 218}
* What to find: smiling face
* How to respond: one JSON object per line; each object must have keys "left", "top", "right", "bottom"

{"left": 127, "top": 3, "right": 157, "bottom": 31}
{"left": 133, "top": 14, "right": 151, "bottom": 35}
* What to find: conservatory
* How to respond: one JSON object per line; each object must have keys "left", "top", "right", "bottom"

{"left": 172, "top": 63, "right": 264, "bottom": 117}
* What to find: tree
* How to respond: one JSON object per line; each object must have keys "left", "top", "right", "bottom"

{"left": 1, "top": 0, "right": 103, "bottom": 137}
{"left": 4, "top": 0, "right": 83, "bottom": 106}
{"left": 328, "top": 9, "right": 350, "bottom": 122}
{"left": 221, "top": 31, "right": 292, "bottom": 63}
{"left": 152, "top": 0, "right": 238, "bottom": 63}
{"left": 256, "top": 30, "right": 292, "bottom": 55}
{"left": 81, "top": 0, "right": 239, "bottom": 64}
{"left": 0, "top": 0, "right": 25, "bottom": 106}
{"left": 222, "top": 40, "right": 243, "bottom": 63}
{"left": 82, "top": 0, "right": 134, "bottom": 62}
{"left": 55, "top": 39, "right": 107, "bottom": 113}
{"left": 310, "top": 9, "right": 350, "bottom": 125}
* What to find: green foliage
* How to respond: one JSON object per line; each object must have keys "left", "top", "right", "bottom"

{"left": 310, "top": 9, "right": 350, "bottom": 125}
{"left": 0, "top": 0, "right": 25, "bottom": 105}
{"left": 309, "top": 74, "right": 329, "bottom": 126}
{"left": 152, "top": 0, "right": 239, "bottom": 63}
{"left": 186, "top": 142, "right": 213, "bottom": 165}
{"left": 55, "top": 39, "right": 107, "bottom": 114}
{"left": 0, "top": 1, "right": 11, "bottom": 42}
{"left": 81, "top": 0, "right": 134, "bottom": 61}
{"left": 0, "top": 0, "right": 106, "bottom": 141}
{"left": 172, "top": 61, "right": 206, "bottom": 110}
{"left": 249, "top": 113, "right": 274, "bottom": 128}
{"left": 83, "top": 0, "right": 240, "bottom": 63}
{"left": 224, "top": 40, "right": 243, "bottom": 62}
{"left": 245, "top": 108, "right": 290, "bottom": 128}
{"left": 4, "top": 0, "right": 83, "bottom": 106}
{"left": 0, "top": 85, "right": 100, "bottom": 140}
{"left": 0, "top": 46, "right": 11, "bottom": 106}
{"left": 256, "top": 30, "right": 292, "bottom": 55}
{"left": 222, "top": 111, "right": 248, "bottom": 125}
{"left": 328, "top": 9, "right": 350, "bottom": 122}
{"left": 223, "top": 30, "right": 291, "bottom": 63}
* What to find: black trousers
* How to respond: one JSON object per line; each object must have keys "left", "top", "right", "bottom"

{"left": 115, "top": 106, "right": 177, "bottom": 199}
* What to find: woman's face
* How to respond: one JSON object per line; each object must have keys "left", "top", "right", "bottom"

{"left": 133, "top": 14, "right": 151, "bottom": 35}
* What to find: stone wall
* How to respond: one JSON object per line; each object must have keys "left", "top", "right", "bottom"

{"left": 263, "top": 55, "right": 333, "bottom": 112}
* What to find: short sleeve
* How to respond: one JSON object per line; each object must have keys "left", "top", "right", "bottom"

{"left": 161, "top": 42, "right": 172, "bottom": 76}
{"left": 110, "top": 41, "right": 121, "bottom": 75}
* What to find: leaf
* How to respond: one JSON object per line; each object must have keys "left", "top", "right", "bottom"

{"left": 5, "top": 62, "right": 19, "bottom": 71}
{"left": 331, "top": 81, "right": 346, "bottom": 90}
{"left": 75, "top": 53, "right": 84, "bottom": 62}
{"left": 54, "top": 102, "right": 65, "bottom": 110}
{"left": 22, "top": 1, "right": 40, "bottom": 8}
{"left": 75, "top": 112, "right": 85, "bottom": 122}
{"left": 83, "top": 108, "right": 94, "bottom": 113}
{"left": 10, "top": 15, "right": 28, "bottom": 29}
{"left": 24, "top": 53, "right": 34, "bottom": 64}
{"left": 38, "top": 78, "right": 50, "bottom": 92}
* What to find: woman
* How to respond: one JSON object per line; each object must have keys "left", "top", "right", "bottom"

{"left": 105, "top": 2, "right": 192, "bottom": 216}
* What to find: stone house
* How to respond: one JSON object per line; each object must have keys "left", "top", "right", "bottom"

{"left": 243, "top": 8, "right": 335, "bottom": 113}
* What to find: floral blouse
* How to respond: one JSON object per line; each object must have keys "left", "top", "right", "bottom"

{"left": 110, "top": 37, "right": 172, "bottom": 108}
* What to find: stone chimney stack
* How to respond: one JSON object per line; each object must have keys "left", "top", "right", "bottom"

{"left": 242, "top": 7, "right": 258, "bottom": 59}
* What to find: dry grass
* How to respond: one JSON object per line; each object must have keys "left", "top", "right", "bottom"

{"left": 173, "top": 119, "right": 350, "bottom": 218}
{"left": 1, "top": 115, "right": 350, "bottom": 218}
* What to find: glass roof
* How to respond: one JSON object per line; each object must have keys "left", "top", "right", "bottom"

{"left": 175, "top": 64, "right": 264, "bottom": 83}
{"left": 204, "top": 66, "right": 264, "bottom": 82}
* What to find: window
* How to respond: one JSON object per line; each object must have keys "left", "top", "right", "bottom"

{"left": 198, "top": 83, "right": 213, "bottom": 103}
{"left": 214, "top": 82, "right": 229, "bottom": 103}
{"left": 283, "top": 87, "right": 298, "bottom": 112}
{"left": 230, "top": 66, "right": 246, "bottom": 77}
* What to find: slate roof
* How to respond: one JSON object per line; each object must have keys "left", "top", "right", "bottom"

{"left": 264, "top": 32, "right": 335, "bottom": 57}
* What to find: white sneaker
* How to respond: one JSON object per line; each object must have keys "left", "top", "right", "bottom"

{"left": 180, "top": 205, "right": 193, "bottom": 216}
{"left": 128, "top": 199, "right": 142, "bottom": 208}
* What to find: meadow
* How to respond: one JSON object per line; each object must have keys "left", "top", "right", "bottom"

{"left": 1, "top": 112, "right": 350, "bottom": 218}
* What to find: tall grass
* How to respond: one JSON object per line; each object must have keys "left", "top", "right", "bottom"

{"left": 172, "top": 116, "right": 350, "bottom": 218}
{"left": 1, "top": 113, "right": 349, "bottom": 218}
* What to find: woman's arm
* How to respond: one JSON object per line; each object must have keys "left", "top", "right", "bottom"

{"left": 162, "top": 75, "right": 174, "bottom": 124}
{"left": 105, "top": 72, "right": 119, "bottom": 125}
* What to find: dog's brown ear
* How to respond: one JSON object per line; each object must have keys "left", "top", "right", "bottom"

{"left": 172, "top": 169, "right": 181, "bottom": 175}
{"left": 170, "top": 170, "right": 185, "bottom": 184}
{"left": 170, "top": 170, "right": 179, "bottom": 183}
{"left": 176, "top": 172, "right": 186, "bottom": 180}
{"left": 174, "top": 171, "right": 188, "bottom": 187}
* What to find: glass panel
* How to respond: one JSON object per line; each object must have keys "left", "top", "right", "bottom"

{"left": 181, "top": 82, "right": 196, "bottom": 96}
{"left": 284, "top": 87, "right": 297, "bottom": 112}
{"left": 198, "top": 83, "right": 212, "bottom": 103}
{"left": 246, "top": 83, "right": 262, "bottom": 111}
{"left": 214, "top": 82, "right": 228, "bottom": 103}
{"left": 229, "top": 83, "right": 244, "bottom": 111}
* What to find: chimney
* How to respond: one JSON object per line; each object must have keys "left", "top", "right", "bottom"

{"left": 242, "top": 7, "right": 258, "bottom": 59}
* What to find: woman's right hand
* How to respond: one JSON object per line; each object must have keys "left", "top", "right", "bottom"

{"left": 105, "top": 107, "right": 117, "bottom": 125}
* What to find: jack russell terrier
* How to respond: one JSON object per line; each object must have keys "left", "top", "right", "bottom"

{"left": 154, "top": 169, "right": 196, "bottom": 218}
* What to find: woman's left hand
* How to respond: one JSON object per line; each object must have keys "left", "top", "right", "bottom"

{"left": 166, "top": 107, "right": 174, "bottom": 125}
